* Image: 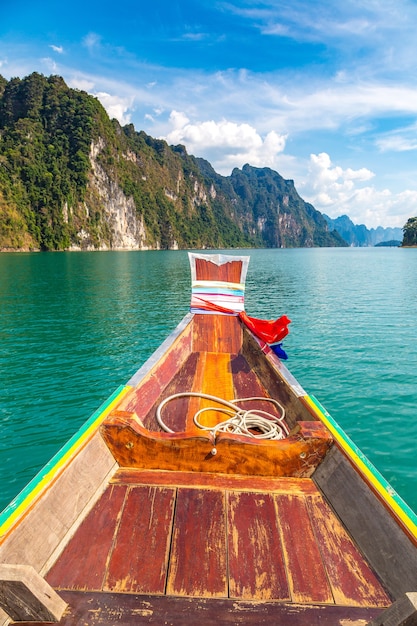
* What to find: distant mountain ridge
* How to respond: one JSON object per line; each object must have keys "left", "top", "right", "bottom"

{"left": 0, "top": 71, "right": 347, "bottom": 250}
{"left": 323, "top": 214, "right": 402, "bottom": 247}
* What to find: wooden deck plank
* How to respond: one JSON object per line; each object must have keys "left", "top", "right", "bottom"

{"left": 143, "top": 352, "right": 201, "bottom": 432}
{"left": 314, "top": 446, "right": 417, "bottom": 600}
{"left": 12, "top": 590, "right": 386, "bottom": 625}
{"left": 306, "top": 495, "right": 391, "bottom": 608}
{"left": 186, "top": 352, "right": 208, "bottom": 434}
{"left": 186, "top": 350, "right": 236, "bottom": 433}
{"left": 104, "top": 486, "right": 176, "bottom": 594}
{"left": 275, "top": 493, "right": 334, "bottom": 604}
{"left": 193, "top": 315, "right": 242, "bottom": 354}
{"left": 46, "top": 485, "right": 127, "bottom": 591}
{"left": 227, "top": 491, "right": 289, "bottom": 601}
{"left": 199, "top": 352, "right": 235, "bottom": 428}
{"left": 111, "top": 469, "right": 320, "bottom": 495}
{"left": 166, "top": 488, "right": 227, "bottom": 598}
{"left": 231, "top": 354, "right": 284, "bottom": 418}
{"left": 119, "top": 330, "right": 192, "bottom": 419}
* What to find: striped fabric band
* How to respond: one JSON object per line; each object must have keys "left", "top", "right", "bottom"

{"left": 188, "top": 252, "right": 249, "bottom": 314}
{"left": 191, "top": 280, "right": 245, "bottom": 313}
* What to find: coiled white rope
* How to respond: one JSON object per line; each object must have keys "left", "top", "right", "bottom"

{"left": 156, "top": 393, "right": 289, "bottom": 445}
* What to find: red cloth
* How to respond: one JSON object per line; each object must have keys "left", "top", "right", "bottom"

{"left": 193, "top": 297, "right": 291, "bottom": 344}
{"left": 238, "top": 311, "right": 291, "bottom": 344}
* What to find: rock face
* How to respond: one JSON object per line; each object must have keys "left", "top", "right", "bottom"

{"left": 323, "top": 214, "right": 403, "bottom": 247}
{"left": 85, "top": 140, "right": 147, "bottom": 250}
{"left": 0, "top": 72, "right": 345, "bottom": 251}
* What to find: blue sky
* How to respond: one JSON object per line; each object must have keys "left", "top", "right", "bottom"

{"left": 2, "top": 0, "right": 417, "bottom": 228}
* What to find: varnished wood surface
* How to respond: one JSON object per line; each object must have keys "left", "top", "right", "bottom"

{"left": 10, "top": 590, "right": 386, "bottom": 626}
{"left": 106, "top": 314, "right": 311, "bottom": 439}
{"left": 101, "top": 416, "right": 333, "bottom": 477}
{"left": 45, "top": 474, "right": 391, "bottom": 609}
{"left": 167, "top": 489, "right": 227, "bottom": 597}
{"left": 111, "top": 468, "right": 319, "bottom": 494}
{"left": 194, "top": 257, "right": 243, "bottom": 283}
{"left": 101, "top": 323, "right": 333, "bottom": 478}
{"left": 227, "top": 491, "right": 289, "bottom": 600}
{"left": 193, "top": 314, "right": 242, "bottom": 353}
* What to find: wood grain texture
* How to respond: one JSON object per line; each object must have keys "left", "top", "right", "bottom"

{"left": 0, "top": 434, "right": 116, "bottom": 572}
{"left": 166, "top": 488, "right": 227, "bottom": 598}
{"left": 367, "top": 592, "right": 417, "bottom": 626}
{"left": 111, "top": 469, "right": 319, "bottom": 496}
{"left": 142, "top": 352, "right": 201, "bottom": 432}
{"left": 101, "top": 416, "right": 332, "bottom": 477}
{"left": 198, "top": 352, "right": 235, "bottom": 427}
{"left": 192, "top": 315, "right": 242, "bottom": 353}
{"left": 314, "top": 446, "right": 417, "bottom": 600}
{"left": 119, "top": 329, "right": 192, "bottom": 417}
{"left": 241, "top": 328, "right": 312, "bottom": 429}
{"left": 227, "top": 491, "right": 289, "bottom": 600}
{"left": 194, "top": 257, "right": 243, "bottom": 283}
{"left": 306, "top": 494, "right": 391, "bottom": 607}
{"left": 9, "top": 590, "right": 386, "bottom": 625}
{"left": 0, "top": 564, "right": 67, "bottom": 622}
{"left": 39, "top": 470, "right": 393, "bottom": 616}
{"left": 46, "top": 485, "right": 127, "bottom": 591}
{"left": 105, "top": 486, "right": 175, "bottom": 594}
{"left": 231, "top": 354, "right": 284, "bottom": 419}
{"left": 275, "top": 493, "right": 333, "bottom": 604}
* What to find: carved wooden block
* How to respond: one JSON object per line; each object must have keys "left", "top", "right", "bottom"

{"left": 0, "top": 564, "right": 67, "bottom": 622}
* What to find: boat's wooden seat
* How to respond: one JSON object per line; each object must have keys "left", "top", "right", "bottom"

{"left": 100, "top": 410, "right": 332, "bottom": 477}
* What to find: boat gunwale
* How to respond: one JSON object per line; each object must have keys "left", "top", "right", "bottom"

{"left": 0, "top": 314, "right": 196, "bottom": 540}
{"left": 303, "top": 394, "right": 417, "bottom": 543}
{"left": 3, "top": 308, "right": 416, "bottom": 541}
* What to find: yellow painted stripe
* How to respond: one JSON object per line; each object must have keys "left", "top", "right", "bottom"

{"left": 304, "top": 394, "right": 417, "bottom": 540}
{"left": 0, "top": 385, "right": 131, "bottom": 539}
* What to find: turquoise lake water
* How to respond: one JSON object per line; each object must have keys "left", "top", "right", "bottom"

{"left": 1, "top": 248, "right": 416, "bottom": 514}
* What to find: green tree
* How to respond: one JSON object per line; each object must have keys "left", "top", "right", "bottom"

{"left": 402, "top": 217, "right": 417, "bottom": 246}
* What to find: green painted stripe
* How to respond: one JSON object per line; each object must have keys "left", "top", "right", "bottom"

{"left": 309, "top": 394, "right": 417, "bottom": 532}
{"left": 0, "top": 385, "right": 127, "bottom": 531}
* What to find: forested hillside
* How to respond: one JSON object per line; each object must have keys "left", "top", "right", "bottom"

{"left": 0, "top": 72, "right": 345, "bottom": 251}
{"left": 402, "top": 217, "right": 417, "bottom": 246}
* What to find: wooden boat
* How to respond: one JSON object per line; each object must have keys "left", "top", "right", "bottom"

{"left": 1, "top": 252, "right": 417, "bottom": 626}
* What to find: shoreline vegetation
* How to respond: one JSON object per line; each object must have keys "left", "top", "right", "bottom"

{"left": 1, "top": 73, "right": 415, "bottom": 251}
{"left": 0, "top": 72, "right": 343, "bottom": 252}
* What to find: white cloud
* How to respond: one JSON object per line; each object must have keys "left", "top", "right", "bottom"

{"left": 49, "top": 45, "right": 64, "bottom": 54}
{"left": 226, "top": 0, "right": 417, "bottom": 75}
{"left": 299, "top": 152, "right": 413, "bottom": 228}
{"left": 40, "top": 57, "right": 58, "bottom": 73}
{"left": 164, "top": 112, "right": 287, "bottom": 174}
{"left": 376, "top": 123, "right": 417, "bottom": 152}
{"left": 95, "top": 92, "right": 133, "bottom": 125}
{"left": 69, "top": 77, "right": 95, "bottom": 92}
{"left": 83, "top": 33, "right": 101, "bottom": 51}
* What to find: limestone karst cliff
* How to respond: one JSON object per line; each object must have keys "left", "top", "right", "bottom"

{"left": 0, "top": 72, "right": 345, "bottom": 251}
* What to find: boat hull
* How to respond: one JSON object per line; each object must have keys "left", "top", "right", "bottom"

{"left": 1, "top": 255, "right": 417, "bottom": 625}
